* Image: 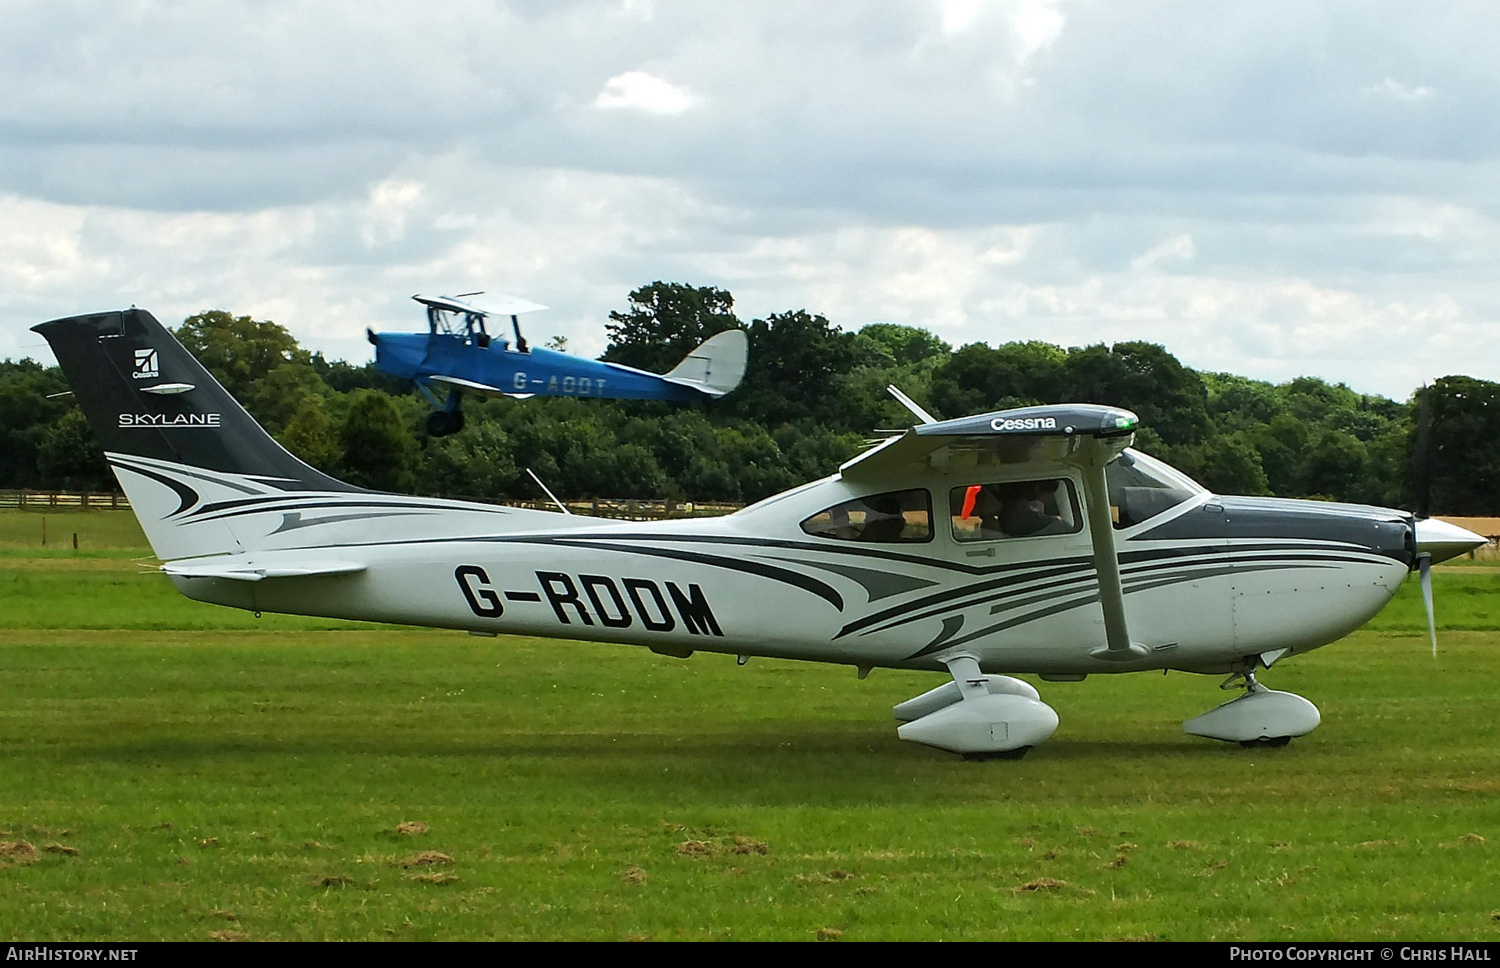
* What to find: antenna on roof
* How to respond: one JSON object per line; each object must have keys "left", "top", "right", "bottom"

{"left": 526, "top": 467, "right": 571, "bottom": 515}
{"left": 887, "top": 385, "right": 938, "bottom": 425}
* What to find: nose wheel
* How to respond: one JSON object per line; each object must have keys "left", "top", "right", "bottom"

{"left": 1183, "top": 666, "right": 1320, "bottom": 747}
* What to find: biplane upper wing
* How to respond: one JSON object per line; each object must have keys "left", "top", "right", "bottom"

{"left": 841, "top": 403, "right": 1146, "bottom": 661}
{"left": 412, "top": 293, "right": 548, "bottom": 317}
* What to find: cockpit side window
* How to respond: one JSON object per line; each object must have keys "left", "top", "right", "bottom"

{"left": 951, "top": 478, "right": 1082, "bottom": 542}
{"left": 801, "top": 489, "right": 933, "bottom": 543}
{"left": 1105, "top": 449, "right": 1205, "bottom": 528}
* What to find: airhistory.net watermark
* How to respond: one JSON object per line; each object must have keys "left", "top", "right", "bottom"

{"left": 5, "top": 948, "right": 138, "bottom": 962}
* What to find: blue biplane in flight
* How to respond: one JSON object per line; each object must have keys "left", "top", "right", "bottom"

{"left": 368, "top": 294, "right": 749, "bottom": 436}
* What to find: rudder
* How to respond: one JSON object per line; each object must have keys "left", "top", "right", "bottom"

{"left": 32, "top": 308, "right": 361, "bottom": 560}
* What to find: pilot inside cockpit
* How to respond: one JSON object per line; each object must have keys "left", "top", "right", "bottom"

{"left": 952, "top": 479, "right": 1080, "bottom": 541}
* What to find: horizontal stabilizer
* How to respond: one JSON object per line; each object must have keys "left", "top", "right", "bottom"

{"left": 162, "top": 559, "right": 367, "bottom": 582}
{"left": 661, "top": 329, "right": 748, "bottom": 398}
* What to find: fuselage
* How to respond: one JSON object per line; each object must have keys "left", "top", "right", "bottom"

{"left": 371, "top": 332, "right": 703, "bottom": 401}
{"left": 145, "top": 450, "right": 1415, "bottom": 678}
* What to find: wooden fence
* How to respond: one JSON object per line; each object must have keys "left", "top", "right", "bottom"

{"left": 0, "top": 490, "right": 131, "bottom": 510}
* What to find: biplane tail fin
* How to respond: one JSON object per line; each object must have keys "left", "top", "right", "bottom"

{"left": 32, "top": 308, "right": 361, "bottom": 560}
{"left": 660, "top": 328, "right": 748, "bottom": 398}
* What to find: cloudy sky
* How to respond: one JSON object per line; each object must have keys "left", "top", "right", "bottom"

{"left": 4, "top": 0, "right": 1498, "bottom": 400}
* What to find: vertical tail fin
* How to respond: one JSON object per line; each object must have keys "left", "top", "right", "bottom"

{"left": 32, "top": 308, "right": 361, "bottom": 560}
{"left": 660, "top": 329, "right": 748, "bottom": 397}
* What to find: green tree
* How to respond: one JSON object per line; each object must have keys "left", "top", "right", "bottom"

{"left": 1191, "top": 432, "right": 1271, "bottom": 496}
{"left": 602, "top": 282, "right": 743, "bottom": 373}
{"left": 176, "top": 311, "right": 307, "bottom": 398}
{"left": 1204, "top": 372, "right": 1283, "bottom": 434}
{"left": 340, "top": 390, "right": 416, "bottom": 491}
{"left": 0, "top": 360, "right": 70, "bottom": 488}
{"left": 928, "top": 341, "right": 1069, "bottom": 417}
{"left": 1420, "top": 376, "right": 1500, "bottom": 515}
{"left": 243, "top": 361, "right": 329, "bottom": 438}
{"left": 857, "top": 323, "right": 951, "bottom": 368}
{"left": 36, "top": 408, "right": 111, "bottom": 491}
{"left": 728, "top": 310, "right": 872, "bottom": 427}
{"left": 1300, "top": 429, "right": 1368, "bottom": 500}
{"left": 1251, "top": 414, "right": 1311, "bottom": 496}
{"left": 1061, "top": 342, "right": 1211, "bottom": 448}
{"left": 277, "top": 397, "right": 343, "bottom": 474}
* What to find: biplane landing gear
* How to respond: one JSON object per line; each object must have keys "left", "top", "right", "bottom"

{"left": 425, "top": 389, "right": 467, "bottom": 437}
{"left": 894, "top": 655, "right": 1058, "bottom": 759}
{"left": 426, "top": 408, "right": 465, "bottom": 437}
{"left": 1183, "top": 667, "right": 1320, "bottom": 747}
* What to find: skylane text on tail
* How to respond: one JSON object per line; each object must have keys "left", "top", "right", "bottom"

{"left": 34, "top": 308, "right": 1484, "bottom": 759}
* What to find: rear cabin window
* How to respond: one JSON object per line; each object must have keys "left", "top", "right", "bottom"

{"left": 801, "top": 489, "right": 933, "bottom": 543}
{"left": 950, "top": 478, "right": 1082, "bottom": 542}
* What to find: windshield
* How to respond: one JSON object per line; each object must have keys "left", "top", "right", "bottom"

{"left": 1105, "top": 449, "right": 1205, "bottom": 529}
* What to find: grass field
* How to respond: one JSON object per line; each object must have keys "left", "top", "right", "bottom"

{"left": 1, "top": 510, "right": 1498, "bottom": 941}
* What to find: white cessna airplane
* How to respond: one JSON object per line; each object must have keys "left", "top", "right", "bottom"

{"left": 33, "top": 308, "right": 1486, "bottom": 759}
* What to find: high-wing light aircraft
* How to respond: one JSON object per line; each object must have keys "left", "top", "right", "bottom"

{"left": 35, "top": 308, "right": 1486, "bottom": 758}
{"left": 368, "top": 294, "right": 748, "bottom": 436}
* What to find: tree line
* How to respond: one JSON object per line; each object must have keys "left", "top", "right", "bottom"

{"left": 3, "top": 282, "right": 1497, "bottom": 514}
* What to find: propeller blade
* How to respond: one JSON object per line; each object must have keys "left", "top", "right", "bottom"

{"left": 1418, "top": 553, "right": 1436, "bottom": 658}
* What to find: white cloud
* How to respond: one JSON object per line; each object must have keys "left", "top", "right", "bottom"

{"left": 941, "top": 0, "right": 984, "bottom": 34}
{"left": 361, "top": 179, "right": 425, "bottom": 247}
{"left": 1130, "top": 234, "right": 1196, "bottom": 270}
{"left": 3, "top": 2, "right": 1500, "bottom": 400}
{"left": 592, "top": 71, "right": 701, "bottom": 114}
{"left": 1362, "top": 77, "right": 1436, "bottom": 103}
{"left": 1012, "top": 0, "right": 1066, "bottom": 61}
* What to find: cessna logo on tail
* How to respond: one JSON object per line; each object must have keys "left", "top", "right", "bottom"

{"left": 990, "top": 416, "right": 1058, "bottom": 432}
{"left": 118, "top": 413, "right": 222, "bottom": 428}
{"left": 133, "top": 348, "right": 159, "bottom": 379}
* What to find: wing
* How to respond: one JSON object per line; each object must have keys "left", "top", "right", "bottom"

{"left": 427, "top": 373, "right": 511, "bottom": 397}
{"left": 842, "top": 403, "right": 1147, "bottom": 662}
{"left": 840, "top": 404, "right": 1138, "bottom": 482}
{"left": 412, "top": 293, "right": 548, "bottom": 317}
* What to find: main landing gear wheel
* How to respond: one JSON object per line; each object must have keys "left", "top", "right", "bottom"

{"left": 894, "top": 655, "right": 1059, "bottom": 759}
{"left": 1239, "top": 735, "right": 1292, "bottom": 749}
{"left": 962, "top": 746, "right": 1033, "bottom": 762}
{"left": 1184, "top": 669, "right": 1320, "bottom": 747}
{"left": 426, "top": 409, "right": 466, "bottom": 437}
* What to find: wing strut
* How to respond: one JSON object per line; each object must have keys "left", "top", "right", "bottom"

{"left": 1079, "top": 441, "right": 1147, "bottom": 661}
